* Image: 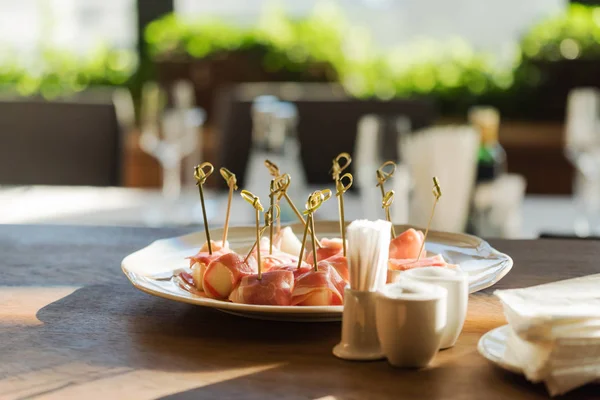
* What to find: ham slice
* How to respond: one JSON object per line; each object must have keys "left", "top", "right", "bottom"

{"left": 388, "top": 254, "right": 447, "bottom": 271}
{"left": 320, "top": 255, "right": 349, "bottom": 282}
{"left": 186, "top": 247, "right": 231, "bottom": 290}
{"left": 229, "top": 270, "right": 295, "bottom": 305}
{"left": 203, "top": 253, "right": 257, "bottom": 299}
{"left": 270, "top": 261, "right": 313, "bottom": 279}
{"left": 292, "top": 262, "right": 346, "bottom": 306}
{"left": 387, "top": 254, "right": 452, "bottom": 284}
{"left": 389, "top": 228, "right": 425, "bottom": 260}
{"left": 306, "top": 238, "right": 344, "bottom": 265}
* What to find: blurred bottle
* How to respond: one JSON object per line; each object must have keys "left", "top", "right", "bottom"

{"left": 469, "top": 106, "right": 507, "bottom": 182}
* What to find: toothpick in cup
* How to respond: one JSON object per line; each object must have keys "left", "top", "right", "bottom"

{"left": 194, "top": 162, "right": 214, "bottom": 254}
{"left": 219, "top": 167, "right": 237, "bottom": 245}
{"left": 417, "top": 177, "right": 442, "bottom": 261}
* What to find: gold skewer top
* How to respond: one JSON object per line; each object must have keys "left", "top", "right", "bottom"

{"left": 331, "top": 152, "right": 352, "bottom": 180}
{"left": 273, "top": 173, "right": 291, "bottom": 200}
{"left": 382, "top": 190, "right": 395, "bottom": 209}
{"left": 335, "top": 173, "right": 353, "bottom": 196}
{"left": 264, "top": 159, "right": 281, "bottom": 178}
{"left": 304, "top": 189, "right": 332, "bottom": 215}
{"left": 376, "top": 161, "right": 396, "bottom": 188}
{"left": 240, "top": 190, "right": 264, "bottom": 211}
{"left": 194, "top": 162, "right": 214, "bottom": 185}
{"left": 219, "top": 167, "right": 238, "bottom": 189}
{"left": 432, "top": 176, "right": 442, "bottom": 199}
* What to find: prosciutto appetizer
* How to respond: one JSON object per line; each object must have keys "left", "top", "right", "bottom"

{"left": 306, "top": 238, "right": 344, "bottom": 265}
{"left": 291, "top": 262, "right": 347, "bottom": 306}
{"left": 203, "top": 252, "right": 257, "bottom": 299}
{"left": 253, "top": 237, "right": 300, "bottom": 271}
{"left": 229, "top": 270, "right": 295, "bottom": 306}
{"left": 269, "top": 261, "right": 313, "bottom": 279}
{"left": 388, "top": 228, "right": 425, "bottom": 260}
{"left": 388, "top": 254, "right": 447, "bottom": 271}
{"left": 186, "top": 242, "right": 232, "bottom": 291}
{"left": 318, "top": 255, "right": 349, "bottom": 282}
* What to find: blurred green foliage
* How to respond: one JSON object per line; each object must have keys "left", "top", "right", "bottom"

{"left": 521, "top": 3, "right": 600, "bottom": 61}
{"left": 145, "top": 2, "right": 600, "bottom": 116}
{"left": 0, "top": 45, "right": 137, "bottom": 99}
{"left": 1, "top": 2, "right": 600, "bottom": 113}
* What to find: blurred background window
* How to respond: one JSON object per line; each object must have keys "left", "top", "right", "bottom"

{"left": 0, "top": 0, "right": 137, "bottom": 56}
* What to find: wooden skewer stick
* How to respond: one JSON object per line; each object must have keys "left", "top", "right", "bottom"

{"left": 241, "top": 190, "right": 264, "bottom": 279}
{"left": 417, "top": 177, "right": 442, "bottom": 261}
{"left": 273, "top": 173, "right": 323, "bottom": 249}
{"left": 194, "top": 162, "right": 215, "bottom": 254}
{"left": 332, "top": 153, "right": 352, "bottom": 258}
{"left": 335, "top": 173, "right": 353, "bottom": 257}
{"left": 382, "top": 190, "right": 397, "bottom": 239}
{"left": 268, "top": 179, "right": 276, "bottom": 255}
{"left": 219, "top": 167, "right": 238, "bottom": 244}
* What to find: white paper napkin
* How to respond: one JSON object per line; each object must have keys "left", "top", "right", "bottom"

{"left": 495, "top": 274, "right": 600, "bottom": 396}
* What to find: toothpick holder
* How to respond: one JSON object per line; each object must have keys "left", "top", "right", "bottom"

{"left": 333, "top": 288, "right": 384, "bottom": 361}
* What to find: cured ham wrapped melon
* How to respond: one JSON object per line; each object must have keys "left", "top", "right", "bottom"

{"left": 291, "top": 262, "right": 347, "bottom": 306}
{"left": 186, "top": 245, "right": 231, "bottom": 291}
{"left": 305, "top": 238, "right": 344, "bottom": 265}
{"left": 229, "top": 270, "right": 295, "bottom": 306}
{"left": 388, "top": 228, "right": 425, "bottom": 260}
{"left": 203, "top": 253, "right": 257, "bottom": 299}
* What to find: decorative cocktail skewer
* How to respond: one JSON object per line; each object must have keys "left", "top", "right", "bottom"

{"left": 382, "top": 190, "right": 397, "bottom": 239}
{"left": 376, "top": 161, "right": 396, "bottom": 199}
{"left": 194, "top": 162, "right": 215, "bottom": 254}
{"left": 297, "top": 189, "right": 332, "bottom": 270}
{"left": 417, "top": 177, "right": 442, "bottom": 261}
{"left": 241, "top": 190, "right": 264, "bottom": 279}
{"left": 272, "top": 172, "right": 323, "bottom": 249}
{"left": 219, "top": 167, "right": 238, "bottom": 245}
{"left": 332, "top": 152, "right": 353, "bottom": 257}
{"left": 264, "top": 159, "right": 281, "bottom": 178}
{"left": 376, "top": 161, "right": 397, "bottom": 239}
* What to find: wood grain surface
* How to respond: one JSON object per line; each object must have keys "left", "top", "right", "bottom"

{"left": 1, "top": 225, "right": 599, "bottom": 400}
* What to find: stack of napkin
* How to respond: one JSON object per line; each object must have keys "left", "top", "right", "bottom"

{"left": 495, "top": 274, "right": 600, "bottom": 396}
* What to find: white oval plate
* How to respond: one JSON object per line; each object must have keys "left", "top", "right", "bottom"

{"left": 122, "top": 221, "right": 512, "bottom": 322}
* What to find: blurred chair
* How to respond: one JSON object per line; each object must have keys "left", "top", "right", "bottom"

{"left": 400, "top": 125, "right": 479, "bottom": 232}
{"left": 0, "top": 95, "right": 121, "bottom": 186}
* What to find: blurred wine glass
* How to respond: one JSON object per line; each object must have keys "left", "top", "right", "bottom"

{"left": 565, "top": 88, "right": 600, "bottom": 236}
{"left": 139, "top": 82, "right": 206, "bottom": 225}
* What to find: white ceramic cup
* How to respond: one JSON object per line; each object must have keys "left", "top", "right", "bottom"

{"left": 375, "top": 280, "right": 447, "bottom": 368}
{"left": 401, "top": 267, "right": 469, "bottom": 349}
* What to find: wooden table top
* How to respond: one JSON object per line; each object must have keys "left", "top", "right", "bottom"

{"left": 1, "top": 225, "right": 599, "bottom": 400}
